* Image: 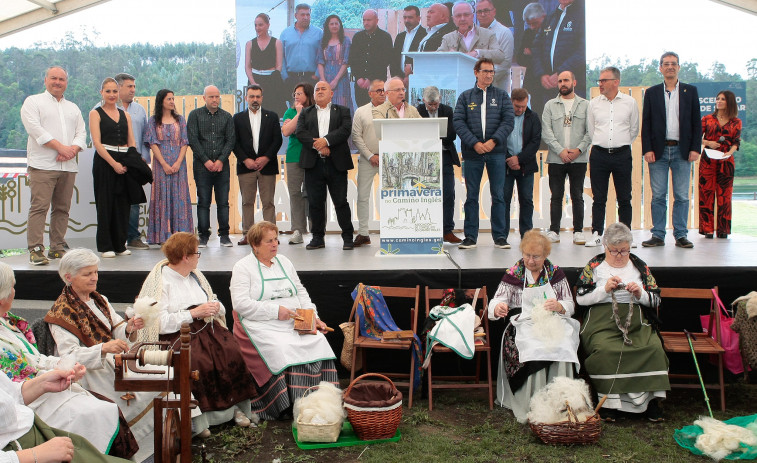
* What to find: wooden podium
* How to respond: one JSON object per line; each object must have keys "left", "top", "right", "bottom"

{"left": 373, "top": 118, "right": 446, "bottom": 255}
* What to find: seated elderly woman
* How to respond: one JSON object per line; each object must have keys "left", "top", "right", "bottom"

{"left": 0, "top": 262, "right": 137, "bottom": 459}
{"left": 576, "top": 222, "right": 669, "bottom": 422}
{"left": 231, "top": 221, "right": 338, "bottom": 420}
{"left": 488, "top": 229, "right": 580, "bottom": 423}
{"left": 1, "top": 368, "right": 131, "bottom": 463}
{"left": 45, "top": 248, "right": 158, "bottom": 463}
{"left": 137, "top": 232, "right": 258, "bottom": 437}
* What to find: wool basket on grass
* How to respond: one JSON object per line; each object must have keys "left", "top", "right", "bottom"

{"left": 343, "top": 373, "right": 402, "bottom": 440}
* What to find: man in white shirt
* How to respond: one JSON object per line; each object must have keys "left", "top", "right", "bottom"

{"left": 20, "top": 66, "right": 86, "bottom": 266}
{"left": 475, "top": 0, "right": 514, "bottom": 92}
{"left": 437, "top": 2, "right": 505, "bottom": 66}
{"left": 585, "top": 66, "right": 639, "bottom": 247}
{"left": 351, "top": 80, "right": 385, "bottom": 247}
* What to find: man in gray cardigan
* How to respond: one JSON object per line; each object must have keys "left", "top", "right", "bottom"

{"left": 541, "top": 70, "right": 592, "bottom": 245}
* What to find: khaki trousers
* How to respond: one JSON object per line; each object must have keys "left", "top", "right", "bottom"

{"left": 27, "top": 167, "right": 77, "bottom": 250}
{"left": 238, "top": 171, "right": 276, "bottom": 233}
{"left": 356, "top": 158, "right": 379, "bottom": 235}
{"left": 286, "top": 161, "right": 308, "bottom": 233}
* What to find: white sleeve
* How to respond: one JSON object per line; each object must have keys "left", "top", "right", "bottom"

{"left": 488, "top": 281, "right": 518, "bottom": 320}
{"left": 351, "top": 109, "right": 373, "bottom": 161}
{"left": 230, "top": 258, "right": 280, "bottom": 321}
{"left": 20, "top": 96, "right": 55, "bottom": 146}
{"left": 72, "top": 107, "right": 87, "bottom": 150}
{"left": 158, "top": 280, "right": 194, "bottom": 334}
{"left": 575, "top": 285, "right": 611, "bottom": 307}
{"left": 628, "top": 99, "right": 640, "bottom": 144}
{"left": 49, "top": 324, "right": 104, "bottom": 371}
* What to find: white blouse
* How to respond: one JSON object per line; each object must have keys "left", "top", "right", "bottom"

{"left": 159, "top": 266, "right": 225, "bottom": 334}
{"left": 575, "top": 260, "right": 652, "bottom": 307}
{"left": 0, "top": 374, "right": 32, "bottom": 462}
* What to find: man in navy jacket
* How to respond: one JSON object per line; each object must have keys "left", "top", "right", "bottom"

{"left": 453, "top": 58, "right": 514, "bottom": 249}
{"left": 641, "top": 51, "right": 702, "bottom": 249}
{"left": 504, "top": 88, "right": 541, "bottom": 245}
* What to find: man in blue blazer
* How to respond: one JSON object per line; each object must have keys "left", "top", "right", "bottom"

{"left": 295, "top": 81, "right": 355, "bottom": 250}
{"left": 641, "top": 51, "right": 702, "bottom": 249}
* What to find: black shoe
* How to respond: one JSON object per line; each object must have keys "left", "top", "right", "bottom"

{"left": 343, "top": 241, "right": 354, "bottom": 250}
{"left": 704, "top": 233, "right": 714, "bottom": 239}
{"left": 458, "top": 238, "right": 477, "bottom": 249}
{"left": 306, "top": 239, "right": 325, "bottom": 250}
{"left": 675, "top": 237, "right": 694, "bottom": 248}
{"left": 198, "top": 236, "right": 209, "bottom": 248}
{"left": 646, "top": 400, "right": 664, "bottom": 422}
{"left": 493, "top": 238, "right": 511, "bottom": 249}
{"left": 219, "top": 235, "right": 233, "bottom": 247}
{"left": 642, "top": 236, "right": 665, "bottom": 247}
{"left": 717, "top": 233, "right": 728, "bottom": 239}
{"left": 601, "top": 408, "right": 618, "bottom": 422}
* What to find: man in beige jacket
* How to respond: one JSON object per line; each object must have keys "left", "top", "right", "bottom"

{"left": 437, "top": 2, "right": 505, "bottom": 66}
{"left": 373, "top": 77, "right": 421, "bottom": 120}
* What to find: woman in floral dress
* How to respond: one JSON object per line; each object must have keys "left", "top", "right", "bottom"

{"left": 317, "top": 15, "right": 351, "bottom": 109}
{"left": 146, "top": 89, "right": 193, "bottom": 244}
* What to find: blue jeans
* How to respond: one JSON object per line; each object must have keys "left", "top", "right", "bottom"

{"left": 503, "top": 171, "right": 534, "bottom": 240}
{"left": 194, "top": 161, "right": 230, "bottom": 238}
{"left": 463, "top": 154, "right": 506, "bottom": 241}
{"left": 127, "top": 204, "right": 141, "bottom": 242}
{"left": 443, "top": 161, "right": 456, "bottom": 234}
{"left": 648, "top": 145, "right": 692, "bottom": 239}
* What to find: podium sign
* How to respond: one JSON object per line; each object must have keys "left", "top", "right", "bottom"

{"left": 374, "top": 119, "right": 445, "bottom": 255}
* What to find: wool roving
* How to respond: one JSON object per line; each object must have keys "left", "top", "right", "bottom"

{"left": 293, "top": 381, "right": 346, "bottom": 428}
{"left": 527, "top": 377, "right": 594, "bottom": 424}
{"left": 694, "top": 416, "right": 757, "bottom": 460}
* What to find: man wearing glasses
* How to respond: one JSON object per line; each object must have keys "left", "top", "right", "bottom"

{"left": 475, "top": 0, "right": 514, "bottom": 91}
{"left": 351, "top": 80, "right": 386, "bottom": 247}
{"left": 585, "top": 67, "right": 639, "bottom": 248}
{"left": 373, "top": 78, "right": 421, "bottom": 120}
{"left": 641, "top": 51, "right": 702, "bottom": 249}
{"left": 437, "top": 2, "right": 505, "bottom": 66}
{"left": 453, "top": 58, "right": 514, "bottom": 249}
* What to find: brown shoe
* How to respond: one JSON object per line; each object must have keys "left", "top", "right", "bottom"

{"left": 238, "top": 237, "right": 249, "bottom": 246}
{"left": 353, "top": 234, "right": 371, "bottom": 247}
{"left": 443, "top": 232, "right": 462, "bottom": 244}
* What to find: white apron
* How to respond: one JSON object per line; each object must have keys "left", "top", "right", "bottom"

{"left": 239, "top": 257, "right": 335, "bottom": 375}
{"left": 510, "top": 272, "right": 580, "bottom": 366}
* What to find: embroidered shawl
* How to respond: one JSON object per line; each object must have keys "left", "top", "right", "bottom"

{"left": 45, "top": 285, "right": 115, "bottom": 347}
{"left": 0, "top": 313, "right": 39, "bottom": 381}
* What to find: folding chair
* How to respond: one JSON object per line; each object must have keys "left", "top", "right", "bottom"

{"left": 347, "top": 283, "right": 421, "bottom": 408}
{"left": 424, "top": 287, "right": 493, "bottom": 411}
{"left": 658, "top": 286, "right": 726, "bottom": 411}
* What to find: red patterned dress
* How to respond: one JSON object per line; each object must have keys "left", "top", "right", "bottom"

{"left": 698, "top": 114, "right": 741, "bottom": 236}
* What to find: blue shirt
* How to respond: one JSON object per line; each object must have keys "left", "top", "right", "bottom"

{"left": 92, "top": 100, "right": 150, "bottom": 162}
{"left": 280, "top": 24, "right": 323, "bottom": 78}
{"left": 507, "top": 112, "right": 524, "bottom": 156}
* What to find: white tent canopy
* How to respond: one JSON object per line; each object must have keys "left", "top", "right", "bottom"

{"left": 0, "top": 0, "right": 109, "bottom": 39}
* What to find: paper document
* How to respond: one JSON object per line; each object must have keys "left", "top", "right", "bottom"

{"left": 705, "top": 148, "right": 731, "bottom": 160}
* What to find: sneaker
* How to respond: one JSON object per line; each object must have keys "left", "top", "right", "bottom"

{"left": 220, "top": 235, "right": 233, "bottom": 247}
{"left": 675, "top": 237, "right": 694, "bottom": 248}
{"left": 47, "top": 249, "right": 66, "bottom": 259}
{"left": 544, "top": 230, "right": 560, "bottom": 243}
{"left": 29, "top": 245, "right": 50, "bottom": 266}
{"left": 198, "top": 236, "right": 208, "bottom": 248}
{"left": 631, "top": 242, "right": 638, "bottom": 248}
{"left": 102, "top": 251, "right": 116, "bottom": 258}
{"left": 642, "top": 236, "right": 665, "bottom": 247}
{"left": 343, "top": 241, "right": 354, "bottom": 250}
{"left": 116, "top": 249, "right": 131, "bottom": 256}
{"left": 493, "top": 238, "right": 511, "bottom": 249}
{"left": 573, "top": 232, "right": 586, "bottom": 245}
{"left": 458, "top": 238, "right": 477, "bottom": 249}
{"left": 127, "top": 238, "right": 150, "bottom": 250}
{"left": 646, "top": 400, "right": 664, "bottom": 422}
{"left": 353, "top": 234, "right": 371, "bottom": 247}
{"left": 288, "top": 230, "right": 304, "bottom": 245}
{"left": 584, "top": 231, "right": 602, "bottom": 247}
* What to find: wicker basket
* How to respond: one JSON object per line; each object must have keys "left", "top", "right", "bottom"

{"left": 343, "top": 373, "right": 402, "bottom": 440}
{"left": 529, "top": 404, "right": 602, "bottom": 445}
{"left": 295, "top": 386, "right": 344, "bottom": 443}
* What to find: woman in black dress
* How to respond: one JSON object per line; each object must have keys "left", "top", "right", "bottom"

{"left": 89, "top": 77, "right": 135, "bottom": 258}
{"left": 244, "top": 12, "right": 286, "bottom": 115}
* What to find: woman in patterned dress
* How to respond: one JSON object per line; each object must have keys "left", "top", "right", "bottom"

{"left": 317, "top": 15, "right": 351, "bottom": 110}
{"left": 146, "top": 89, "right": 193, "bottom": 244}
{"left": 699, "top": 90, "right": 742, "bottom": 239}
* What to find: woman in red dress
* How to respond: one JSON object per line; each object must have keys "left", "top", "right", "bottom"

{"left": 699, "top": 90, "right": 741, "bottom": 238}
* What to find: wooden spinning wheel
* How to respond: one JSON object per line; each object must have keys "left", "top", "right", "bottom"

{"left": 162, "top": 409, "right": 181, "bottom": 463}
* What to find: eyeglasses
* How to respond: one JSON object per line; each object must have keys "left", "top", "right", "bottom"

{"left": 191, "top": 252, "right": 201, "bottom": 257}
{"left": 292, "top": 92, "right": 304, "bottom": 97}
{"left": 369, "top": 89, "right": 385, "bottom": 94}
{"left": 597, "top": 79, "right": 618, "bottom": 84}
{"left": 607, "top": 249, "right": 630, "bottom": 257}
{"left": 475, "top": 8, "right": 493, "bottom": 14}
{"left": 522, "top": 253, "right": 543, "bottom": 261}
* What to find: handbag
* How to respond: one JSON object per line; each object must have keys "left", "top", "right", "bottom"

{"left": 700, "top": 288, "right": 744, "bottom": 375}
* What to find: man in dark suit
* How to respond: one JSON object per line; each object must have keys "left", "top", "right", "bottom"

{"left": 504, "top": 88, "right": 542, "bottom": 243}
{"left": 417, "top": 3, "right": 457, "bottom": 52}
{"left": 417, "top": 85, "right": 461, "bottom": 244}
{"left": 232, "top": 85, "right": 282, "bottom": 245}
{"left": 391, "top": 5, "right": 427, "bottom": 87}
{"left": 295, "top": 81, "right": 355, "bottom": 250}
{"left": 641, "top": 51, "right": 702, "bottom": 249}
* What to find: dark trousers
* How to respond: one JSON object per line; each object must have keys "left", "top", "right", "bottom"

{"left": 354, "top": 83, "right": 369, "bottom": 107}
{"left": 284, "top": 72, "right": 317, "bottom": 94}
{"left": 443, "top": 161, "right": 456, "bottom": 234}
{"left": 548, "top": 162, "right": 587, "bottom": 233}
{"left": 304, "top": 157, "right": 354, "bottom": 242}
{"left": 93, "top": 153, "right": 129, "bottom": 253}
{"left": 194, "top": 161, "right": 230, "bottom": 238}
{"left": 503, "top": 170, "right": 534, "bottom": 240}
{"left": 127, "top": 204, "right": 141, "bottom": 242}
{"left": 589, "top": 147, "right": 632, "bottom": 235}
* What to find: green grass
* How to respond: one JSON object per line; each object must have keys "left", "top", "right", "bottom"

{"left": 733, "top": 201, "right": 757, "bottom": 237}
{"left": 733, "top": 177, "right": 757, "bottom": 186}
